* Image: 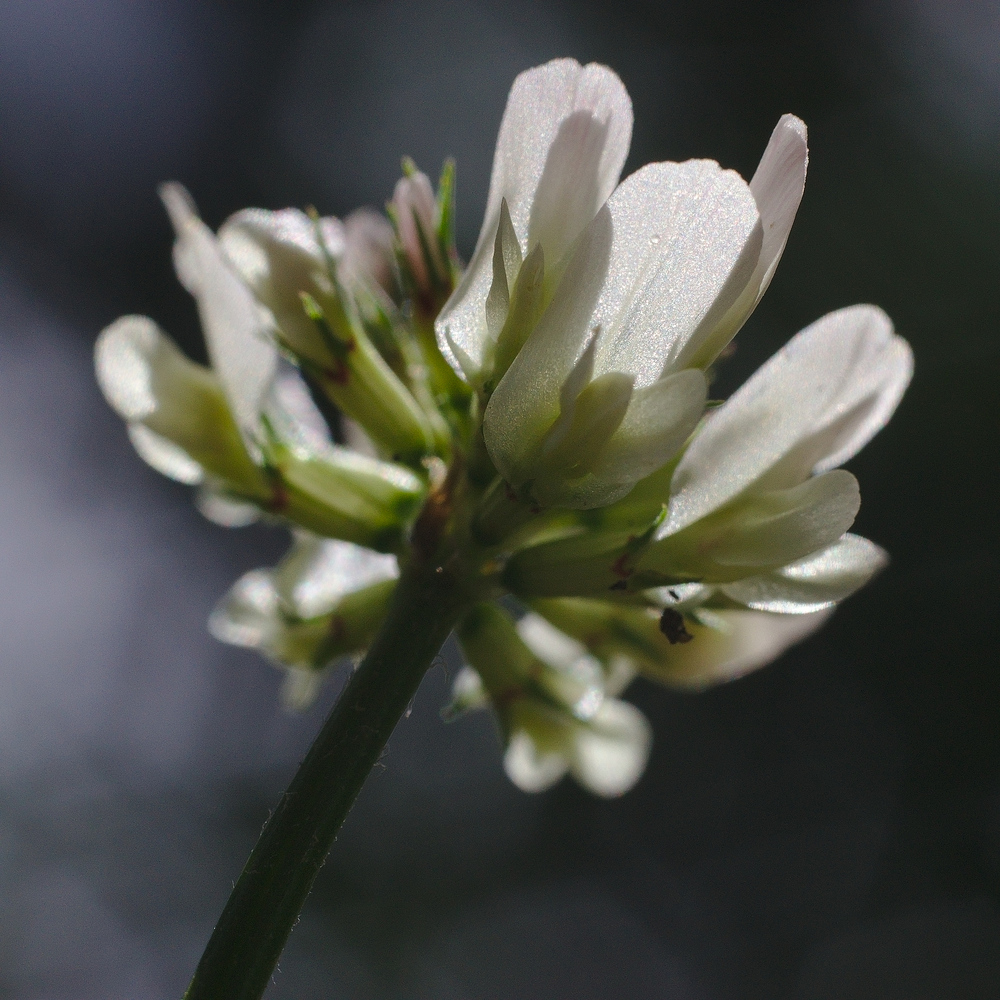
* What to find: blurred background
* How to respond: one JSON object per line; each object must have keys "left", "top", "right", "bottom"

{"left": 1, "top": 0, "right": 998, "bottom": 996}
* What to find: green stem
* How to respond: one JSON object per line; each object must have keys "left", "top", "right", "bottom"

{"left": 184, "top": 553, "right": 473, "bottom": 1000}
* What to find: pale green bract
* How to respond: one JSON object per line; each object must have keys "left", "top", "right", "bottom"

{"left": 95, "top": 57, "right": 911, "bottom": 798}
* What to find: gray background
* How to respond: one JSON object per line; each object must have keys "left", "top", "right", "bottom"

{"left": 0, "top": 1, "right": 998, "bottom": 997}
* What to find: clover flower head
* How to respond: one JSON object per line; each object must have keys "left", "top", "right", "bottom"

{"left": 95, "top": 57, "right": 912, "bottom": 798}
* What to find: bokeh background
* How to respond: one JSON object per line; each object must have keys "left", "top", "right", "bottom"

{"left": 1, "top": 0, "right": 998, "bottom": 997}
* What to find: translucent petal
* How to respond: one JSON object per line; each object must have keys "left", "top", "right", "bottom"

{"left": 568, "top": 698, "right": 652, "bottom": 798}
{"left": 342, "top": 207, "right": 396, "bottom": 295}
{"left": 710, "top": 469, "right": 861, "bottom": 568}
{"left": 95, "top": 315, "right": 160, "bottom": 421}
{"left": 264, "top": 365, "right": 332, "bottom": 453}
{"left": 436, "top": 58, "right": 632, "bottom": 380}
{"left": 208, "top": 569, "right": 279, "bottom": 648}
{"left": 195, "top": 485, "right": 260, "bottom": 527}
{"left": 644, "top": 607, "right": 832, "bottom": 689}
{"left": 516, "top": 612, "right": 590, "bottom": 671}
{"left": 646, "top": 469, "right": 861, "bottom": 580}
{"left": 443, "top": 665, "right": 490, "bottom": 719}
{"left": 591, "top": 160, "right": 761, "bottom": 387}
{"left": 218, "top": 207, "right": 330, "bottom": 363}
{"left": 516, "top": 612, "right": 605, "bottom": 712}
{"left": 280, "top": 667, "right": 324, "bottom": 712}
{"left": 525, "top": 368, "right": 705, "bottom": 510}
{"left": 663, "top": 305, "right": 913, "bottom": 535}
{"left": 720, "top": 532, "right": 887, "bottom": 612}
{"left": 504, "top": 729, "right": 570, "bottom": 793}
{"left": 97, "top": 314, "right": 264, "bottom": 490}
{"left": 161, "top": 182, "right": 278, "bottom": 446}
{"left": 127, "top": 423, "right": 204, "bottom": 484}
{"left": 676, "top": 115, "right": 809, "bottom": 370}
{"left": 96, "top": 314, "right": 222, "bottom": 439}
{"left": 220, "top": 207, "right": 322, "bottom": 292}
{"left": 749, "top": 114, "right": 809, "bottom": 302}
{"left": 586, "top": 368, "right": 707, "bottom": 496}
{"left": 528, "top": 108, "right": 617, "bottom": 269}
{"left": 272, "top": 536, "right": 398, "bottom": 619}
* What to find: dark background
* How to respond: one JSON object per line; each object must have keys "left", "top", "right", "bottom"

{"left": 1, "top": 1, "right": 998, "bottom": 997}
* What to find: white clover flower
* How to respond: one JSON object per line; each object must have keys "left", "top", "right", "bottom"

{"left": 639, "top": 304, "right": 913, "bottom": 582}
{"left": 215, "top": 197, "right": 439, "bottom": 462}
{"left": 436, "top": 57, "right": 808, "bottom": 508}
{"left": 210, "top": 534, "right": 398, "bottom": 710}
{"left": 217, "top": 204, "right": 396, "bottom": 362}
{"left": 453, "top": 603, "right": 652, "bottom": 797}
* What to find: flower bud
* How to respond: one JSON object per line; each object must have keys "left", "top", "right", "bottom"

{"left": 453, "top": 602, "right": 651, "bottom": 796}
{"left": 218, "top": 207, "right": 439, "bottom": 463}
{"left": 96, "top": 316, "right": 424, "bottom": 548}
{"left": 209, "top": 536, "right": 398, "bottom": 709}
{"left": 262, "top": 432, "right": 425, "bottom": 552}
{"left": 95, "top": 315, "right": 270, "bottom": 493}
{"left": 296, "top": 292, "right": 439, "bottom": 463}
{"left": 390, "top": 160, "right": 449, "bottom": 306}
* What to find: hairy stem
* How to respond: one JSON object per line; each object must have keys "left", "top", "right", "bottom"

{"left": 184, "top": 551, "right": 473, "bottom": 1000}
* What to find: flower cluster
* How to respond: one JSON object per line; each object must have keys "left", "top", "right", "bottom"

{"left": 96, "top": 58, "right": 911, "bottom": 797}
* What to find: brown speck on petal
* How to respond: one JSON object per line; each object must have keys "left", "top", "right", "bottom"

{"left": 659, "top": 607, "right": 693, "bottom": 644}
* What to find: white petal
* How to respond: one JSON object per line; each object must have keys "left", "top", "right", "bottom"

{"left": 677, "top": 114, "right": 808, "bottom": 370}
{"left": 195, "top": 485, "right": 261, "bottom": 527}
{"left": 651, "top": 607, "right": 832, "bottom": 689}
{"left": 483, "top": 206, "right": 613, "bottom": 482}
{"left": 161, "top": 182, "right": 278, "bottom": 446}
{"left": 527, "top": 107, "right": 622, "bottom": 271}
{"left": 589, "top": 159, "right": 760, "bottom": 386}
{"left": 280, "top": 667, "right": 323, "bottom": 712}
{"left": 644, "top": 469, "right": 861, "bottom": 581}
{"left": 219, "top": 207, "right": 323, "bottom": 292}
{"left": 516, "top": 612, "right": 590, "bottom": 671}
{"left": 127, "top": 424, "right": 204, "bottom": 484}
{"left": 446, "top": 665, "right": 490, "bottom": 716}
{"left": 436, "top": 59, "right": 632, "bottom": 380}
{"left": 664, "top": 305, "right": 913, "bottom": 534}
{"left": 749, "top": 114, "right": 809, "bottom": 301}
{"left": 568, "top": 698, "right": 652, "bottom": 798}
{"left": 96, "top": 314, "right": 269, "bottom": 491}
{"left": 95, "top": 314, "right": 224, "bottom": 442}
{"left": 208, "top": 569, "right": 279, "bottom": 648}
{"left": 720, "top": 532, "right": 887, "bottom": 612}
{"left": 218, "top": 207, "right": 329, "bottom": 362}
{"left": 525, "top": 368, "right": 706, "bottom": 510}
{"left": 272, "top": 536, "right": 398, "bottom": 619}
{"left": 710, "top": 469, "right": 861, "bottom": 569}
{"left": 587, "top": 368, "right": 708, "bottom": 494}
{"left": 95, "top": 315, "right": 161, "bottom": 421}
{"left": 503, "top": 729, "right": 570, "bottom": 793}
{"left": 264, "top": 365, "right": 332, "bottom": 453}
{"left": 342, "top": 208, "right": 396, "bottom": 295}
{"left": 516, "top": 613, "right": 605, "bottom": 713}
